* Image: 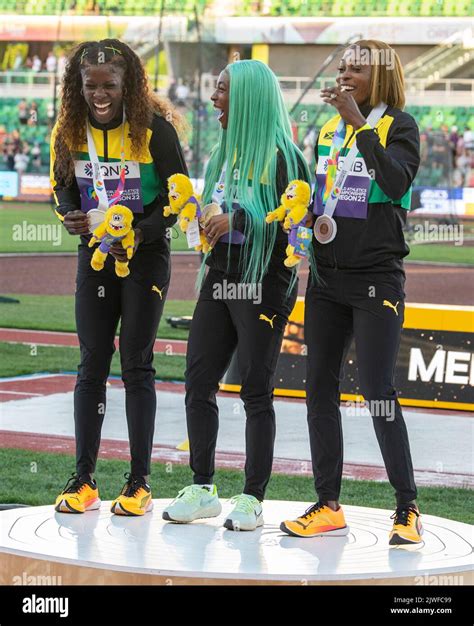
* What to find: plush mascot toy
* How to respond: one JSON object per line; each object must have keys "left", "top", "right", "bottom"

{"left": 163, "top": 173, "right": 213, "bottom": 253}
{"left": 89, "top": 204, "right": 135, "bottom": 278}
{"left": 265, "top": 179, "right": 311, "bottom": 267}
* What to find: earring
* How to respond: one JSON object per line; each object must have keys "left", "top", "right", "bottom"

{"left": 80, "top": 88, "right": 84, "bottom": 96}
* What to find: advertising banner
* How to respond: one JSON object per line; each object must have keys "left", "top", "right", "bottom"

{"left": 18, "top": 174, "right": 51, "bottom": 202}
{"left": 0, "top": 171, "right": 19, "bottom": 198}
{"left": 411, "top": 187, "right": 474, "bottom": 217}
{"left": 221, "top": 300, "right": 474, "bottom": 412}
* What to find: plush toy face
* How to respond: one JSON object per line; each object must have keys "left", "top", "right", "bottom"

{"left": 104, "top": 205, "right": 133, "bottom": 237}
{"left": 168, "top": 174, "right": 194, "bottom": 210}
{"left": 285, "top": 183, "right": 298, "bottom": 201}
{"left": 283, "top": 180, "right": 311, "bottom": 209}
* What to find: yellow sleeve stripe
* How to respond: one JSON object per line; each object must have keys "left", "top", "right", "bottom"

{"left": 355, "top": 123, "right": 372, "bottom": 136}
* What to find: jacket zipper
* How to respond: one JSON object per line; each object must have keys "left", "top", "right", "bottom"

{"left": 332, "top": 128, "right": 356, "bottom": 270}
{"left": 103, "top": 128, "right": 108, "bottom": 161}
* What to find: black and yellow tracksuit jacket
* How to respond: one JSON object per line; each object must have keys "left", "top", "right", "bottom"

{"left": 50, "top": 111, "right": 188, "bottom": 247}
{"left": 313, "top": 104, "right": 420, "bottom": 272}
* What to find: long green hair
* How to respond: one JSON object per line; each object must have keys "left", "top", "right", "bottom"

{"left": 201, "top": 60, "right": 310, "bottom": 287}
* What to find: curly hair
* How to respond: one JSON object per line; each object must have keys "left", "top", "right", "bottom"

{"left": 54, "top": 38, "right": 188, "bottom": 184}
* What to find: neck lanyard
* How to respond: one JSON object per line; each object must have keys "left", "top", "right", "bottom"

{"left": 86, "top": 110, "right": 127, "bottom": 211}
{"left": 313, "top": 102, "right": 387, "bottom": 244}
{"left": 212, "top": 164, "right": 227, "bottom": 204}
{"left": 321, "top": 118, "right": 348, "bottom": 205}
{"left": 321, "top": 101, "right": 387, "bottom": 219}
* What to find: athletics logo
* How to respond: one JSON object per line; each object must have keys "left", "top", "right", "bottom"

{"left": 383, "top": 300, "right": 399, "bottom": 316}
{"left": 84, "top": 162, "right": 93, "bottom": 177}
{"left": 86, "top": 186, "right": 97, "bottom": 200}
{"left": 152, "top": 285, "right": 163, "bottom": 299}
{"left": 259, "top": 313, "right": 277, "bottom": 328}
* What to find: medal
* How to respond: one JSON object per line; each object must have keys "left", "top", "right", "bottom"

{"left": 86, "top": 110, "right": 127, "bottom": 211}
{"left": 200, "top": 202, "right": 222, "bottom": 227}
{"left": 87, "top": 208, "right": 107, "bottom": 233}
{"left": 314, "top": 214, "right": 337, "bottom": 244}
{"left": 312, "top": 101, "right": 388, "bottom": 245}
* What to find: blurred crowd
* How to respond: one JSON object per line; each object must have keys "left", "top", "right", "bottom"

{"left": 16, "top": 99, "right": 55, "bottom": 128}
{"left": 301, "top": 124, "right": 473, "bottom": 189}
{"left": 1, "top": 128, "right": 44, "bottom": 175}
{"left": 419, "top": 125, "right": 473, "bottom": 188}
{"left": 9, "top": 50, "right": 68, "bottom": 75}
{"left": 0, "top": 99, "right": 54, "bottom": 175}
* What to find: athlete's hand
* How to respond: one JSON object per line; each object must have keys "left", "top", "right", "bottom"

{"left": 62, "top": 210, "right": 90, "bottom": 236}
{"left": 303, "top": 210, "right": 315, "bottom": 228}
{"left": 320, "top": 85, "right": 366, "bottom": 130}
{"left": 280, "top": 210, "right": 314, "bottom": 233}
{"left": 203, "top": 214, "right": 231, "bottom": 249}
{"left": 110, "top": 228, "right": 143, "bottom": 263}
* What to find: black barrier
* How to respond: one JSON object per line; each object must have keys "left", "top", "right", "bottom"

{"left": 221, "top": 301, "right": 474, "bottom": 412}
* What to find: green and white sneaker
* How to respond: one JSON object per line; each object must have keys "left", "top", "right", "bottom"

{"left": 224, "top": 494, "right": 264, "bottom": 531}
{"left": 162, "top": 484, "right": 222, "bottom": 523}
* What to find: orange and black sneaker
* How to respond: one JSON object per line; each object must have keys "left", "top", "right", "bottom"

{"left": 55, "top": 473, "right": 101, "bottom": 514}
{"left": 280, "top": 502, "right": 349, "bottom": 538}
{"left": 389, "top": 505, "right": 423, "bottom": 545}
{"left": 111, "top": 473, "right": 153, "bottom": 516}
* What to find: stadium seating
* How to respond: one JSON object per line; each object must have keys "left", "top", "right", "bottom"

{"left": 0, "top": 99, "right": 51, "bottom": 173}
{"left": 0, "top": 0, "right": 471, "bottom": 16}
{"left": 1, "top": 96, "right": 471, "bottom": 182}
{"left": 291, "top": 103, "right": 474, "bottom": 134}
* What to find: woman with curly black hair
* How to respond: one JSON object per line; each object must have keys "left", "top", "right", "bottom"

{"left": 51, "top": 39, "right": 188, "bottom": 516}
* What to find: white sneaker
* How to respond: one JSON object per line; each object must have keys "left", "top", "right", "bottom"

{"left": 224, "top": 494, "right": 264, "bottom": 531}
{"left": 162, "top": 484, "right": 222, "bottom": 523}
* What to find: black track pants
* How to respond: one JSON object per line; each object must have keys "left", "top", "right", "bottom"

{"left": 74, "top": 243, "right": 170, "bottom": 477}
{"left": 305, "top": 267, "right": 417, "bottom": 507}
{"left": 185, "top": 268, "right": 297, "bottom": 501}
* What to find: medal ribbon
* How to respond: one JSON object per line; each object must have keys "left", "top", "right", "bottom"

{"left": 321, "top": 118, "right": 347, "bottom": 206}
{"left": 86, "top": 110, "right": 127, "bottom": 211}
{"left": 315, "top": 101, "right": 388, "bottom": 219}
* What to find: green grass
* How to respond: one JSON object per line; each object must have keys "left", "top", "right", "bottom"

{"left": 2, "top": 203, "right": 473, "bottom": 264}
{"left": 0, "top": 202, "right": 190, "bottom": 253}
{"left": 0, "top": 342, "right": 186, "bottom": 380}
{"left": 1, "top": 203, "right": 78, "bottom": 253}
{"left": 0, "top": 295, "right": 194, "bottom": 340}
{"left": 0, "top": 448, "right": 471, "bottom": 524}
{"left": 407, "top": 243, "right": 474, "bottom": 265}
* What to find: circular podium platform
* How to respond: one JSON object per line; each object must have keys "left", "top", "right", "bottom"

{"left": 1, "top": 500, "right": 472, "bottom": 585}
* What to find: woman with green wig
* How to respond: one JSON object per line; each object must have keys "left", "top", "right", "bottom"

{"left": 163, "top": 60, "right": 310, "bottom": 531}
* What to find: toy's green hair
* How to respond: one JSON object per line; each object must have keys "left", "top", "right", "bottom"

{"left": 201, "top": 60, "right": 310, "bottom": 287}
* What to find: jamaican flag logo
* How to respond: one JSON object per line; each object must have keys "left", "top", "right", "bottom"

{"left": 322, "top": 130, "right": 335, "bottom": 141}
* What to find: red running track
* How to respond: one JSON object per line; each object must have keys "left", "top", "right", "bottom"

{"left": 0, "top": 328, "right": 187, "bottom": 355}
{"left": 1, "top": 254, "right": 473, "bottom": 304}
